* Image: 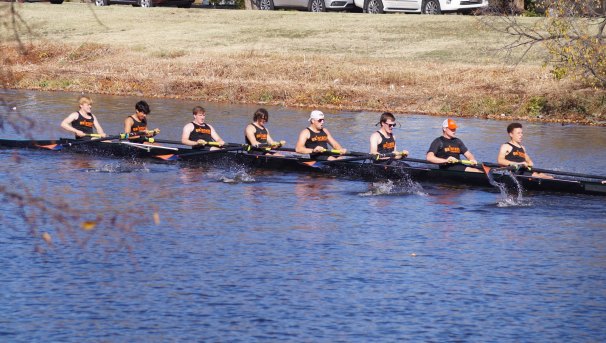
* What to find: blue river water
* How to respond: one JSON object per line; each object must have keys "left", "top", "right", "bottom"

{"left": 1, "top": 89, "right": 605, "bottom": 342}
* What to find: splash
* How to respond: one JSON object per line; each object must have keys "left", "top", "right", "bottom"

{"left": 359, "top": 178, "right": 426, "bottom": 196}
{"left": 83, "top": 162, "right": 150, "bottom": 173}
{"left": 219, "top": 170, "right": 256, "bottom": 184}
{"left": 487, "top": 169, "right": 531, "bottom": 207}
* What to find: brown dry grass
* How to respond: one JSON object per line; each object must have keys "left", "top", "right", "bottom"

{"left": 2, "top": 3, "right": 605, "bottom": 125}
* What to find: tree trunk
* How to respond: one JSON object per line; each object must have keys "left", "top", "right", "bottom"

{"left": 244, "top": 0, "right": 256, "bottom": 9}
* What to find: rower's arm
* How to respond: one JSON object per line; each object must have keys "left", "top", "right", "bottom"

{"left": 208, "top": 124, "right": 225, "bottom": 146}
{"left": 497, "top": 144, "right": 511, "bottom": 166}
{"left": 325, "top": 129, "right": 345, "bottom": 152}
{"left": 181, "top": 124, "right": 198, "bottom": 146}
{"left": 124, "top": 117, "right": 134, "bottom": 134}
{"left": 245, "top": 124, "right": 260, "bottom": 147}
{"left": 295, "top": 129, "right": 311, "bottom": 154}
{"left": 60, "top": 112, "right": 84, "bottom": 137}
{"left": 92, "top": 116, "right": 106, "bottom": 137}
{"left": 426, "top": 151, "right": 446, "bottom": 164}
{"left": 369, "top": 133, "right": 380, "bottom": 155}
{"left": 463, "top": 151, "right": 477, "bottom": 164}
{"left": 523, "top": 146, "right": 534, "bottom": 167}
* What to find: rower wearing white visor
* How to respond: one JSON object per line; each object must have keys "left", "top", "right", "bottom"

{"left": 295, "top": 110, "right": 347, "bottom": 161}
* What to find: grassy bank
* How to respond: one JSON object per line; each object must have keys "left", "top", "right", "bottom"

{"left": 2, "top": 3, "right": 605, "bottom": 124}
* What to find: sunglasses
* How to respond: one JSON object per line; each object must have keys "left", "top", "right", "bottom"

{"left": 316, "top": 119, "right": 325, "bottom": 123}
{"left": 384, "top": 123, "right": 396, "bottom": 128}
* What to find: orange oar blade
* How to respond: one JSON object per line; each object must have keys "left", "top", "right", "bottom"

{"left": 154, "top": 154, "right": 178, "bottom": 161}
{"left": 482, "top": 164, "right": 492, "bottom": 174}
{"left": 36, "top": 144, "right": 61, "bottom": 151}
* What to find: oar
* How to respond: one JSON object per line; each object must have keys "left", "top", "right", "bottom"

{"left": 153, "top": 141, "right": 246, "bottom": 161}
{"left": 519, "top": 166, "right": 605, "bottom": 180}
{"left": 36, "top": 133, "right": 129, "bottom": 150}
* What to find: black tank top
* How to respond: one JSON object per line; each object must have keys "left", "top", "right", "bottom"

{"left": 504, "top": 142, "right": 526, "bottom": 163}
{"left": 188, "top": 122, "right": 214, "bottom": 142}
{"left": 304, "top": 128, "right": 328, "bottom": 150}
{"left": 245, "top": 123, "right": 268, "bottom": 145}
{"left": 71, "top": 112, "right": 95, "bottom": 139}
{"left": 127, "top": 115, "right": 147, "bottom": 134}
{"left": 376, "top": 131, "right": 395, "bottom": 154}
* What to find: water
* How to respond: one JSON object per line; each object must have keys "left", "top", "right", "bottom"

{"left": 1, "top": 89, "right": 605, "bottom": 342}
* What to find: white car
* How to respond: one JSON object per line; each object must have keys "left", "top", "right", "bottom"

{"left": 354, "top": 0, "right": 488, "bottom": 14}
{"left": 256, "top": 0, "right": 355, "bottom": 12}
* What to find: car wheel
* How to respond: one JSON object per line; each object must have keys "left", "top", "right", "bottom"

{"left": 308, "top": 0, "right": 326, "bottom": 12}
{"left": 257, "top": 0, "right": 274, "bottom": 10}
{"left": 95, "top": 0, "right": 108, "bottom": 5}
{"left": 422, "top": 0, "right": 441, "bottom": 14}
{"left": 140, "top": 0, "right": 154, "bottom": 7}
{"left": 366, "top": 0, "right": 384, "bottom": 14}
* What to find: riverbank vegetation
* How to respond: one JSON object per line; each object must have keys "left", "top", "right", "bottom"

{"left": 2, "top": 3, "right": 605, "bottom": 125}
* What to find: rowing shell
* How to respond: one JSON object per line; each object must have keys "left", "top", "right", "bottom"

{"left": 1, "top": 138, "right": 605, "bottom": 196}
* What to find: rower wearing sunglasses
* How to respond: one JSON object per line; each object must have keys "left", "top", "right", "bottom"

{"left": 369, "top": 112, "right": 409, "bottom": 162}
{"left": 426, "top": 118, "right": 482, "bottom": 173}
{"left": 295, "top": 110, "right": 347, "bottom": 161}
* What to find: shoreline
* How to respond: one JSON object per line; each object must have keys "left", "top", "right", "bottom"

{"left": 2, "top": 5, "right": 605, "bottom": 126}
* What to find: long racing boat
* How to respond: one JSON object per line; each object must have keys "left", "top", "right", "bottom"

{"left": 1, "top": 138, "right": 605, "bottom": 196}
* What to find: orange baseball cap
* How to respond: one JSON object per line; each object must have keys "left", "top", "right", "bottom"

{"left": 442, "top": 119, "right": 457, "bottom": 130}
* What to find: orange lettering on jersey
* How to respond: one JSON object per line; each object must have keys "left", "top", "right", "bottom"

{"left": 311, "top": 135, "right": 328, "bottom": 142}
{"left": 382, "top": 142, "right": 395, "bottom": 150}
{"left": 512, "top": 151, "right": 526, "bottom": 159}
{"left": 444, "top": 146, "right": 461, "bottom": 154}
{"left": 195, "top": 128, "right": 211, "bottom": 135}
{"left": 256, "top": 133, "right": 268, "bottom": 141}
{"left": 133, "top": 126, "right": 147, "bottom": 133}
{"left": 79, "top": 120, "right": 94, "bottom": 128}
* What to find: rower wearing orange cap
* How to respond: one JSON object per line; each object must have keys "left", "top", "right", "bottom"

{"left": 426, "top": 119, "right": 482, "bottom": 173}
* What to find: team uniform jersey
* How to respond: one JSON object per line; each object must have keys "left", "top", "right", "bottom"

{"left": 245, "top": 124, "right": 270, "bottom": 155}
{"left": 504, "top": 143, "right": 526, "bottom": 163}
{"left": 305, "top": 128, "right": 329, "bottom": 160}
{"left": 71, "top": 112, "right": 95, "bottom": 140}
{"left": 127, "top": 115, "right": 148, "bottom": 142}
{"left": 376, "top": 131, "right": 396, "bottom": 154}
{"left": 188, "top": 122, "right": 214, "bottom": 149}
{"left": 427, "top": 136, "right": 469, "bottom": 171}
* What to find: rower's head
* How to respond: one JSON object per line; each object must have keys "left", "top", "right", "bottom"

{"left": 309, "top": 110, "right": 325, "bottom": 129}
{"left": 253, "top": 108, "right": 269, "bottom": 126}
{"left": 442, "top": 118, "right": 457, "bottom": 138}
{"left": 507, "top": 122, "right": 523, "bottom": 143}
{"left": 192, "top": 106, "right": 206, "bottom": 123}
{"left": 135, "top": 100, "right": 150, "bottom": 120}
{"left": 78, "top": 96, "right": 92, "bottom": 113}
{"left": 379, "top": 112, "right": 397, "bottom": 133}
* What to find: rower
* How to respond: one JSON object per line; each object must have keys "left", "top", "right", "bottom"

{"left": 497, "top": 123, "right": 553, "bottom": 179}
{"left": 244, "top": 108, "right": 282, "bottom": 155}
{"left": 295, "top": 110, "right": 347, "bottom": 161}
{"left": 60, "top": 95, "right": 107, "bottom": 140}
{"left": 124, "top": 100, "right": 158, "bottom": 141}
{"left": 426, "top": 118, "right": 482, "bottom": 173}
{"left": 369, "top": 112, "right": 409, "bottom": 162}
{"left": 181, "top": 106, "right": 225, "bottom": 150}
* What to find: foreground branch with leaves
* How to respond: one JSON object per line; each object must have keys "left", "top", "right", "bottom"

{"left": 482, "top": 0, "right": 606, "bottom": 87}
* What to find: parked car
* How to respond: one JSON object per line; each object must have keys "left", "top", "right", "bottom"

{"left": 354, "top": 0, "right": 488, "bottom": 14}
{"left": 94, "top": 0, "right": 194, "bottom": 7}
{"left": 255, "top": 0, "right": 355, "bottom": 12}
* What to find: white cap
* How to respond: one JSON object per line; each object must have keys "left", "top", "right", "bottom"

{"left": 309, "top": 110, "right": 325, "bottom": 122}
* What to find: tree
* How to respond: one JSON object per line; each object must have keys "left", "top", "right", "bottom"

{"left": 482, "top": 0, "right": 606, "bottom": 88}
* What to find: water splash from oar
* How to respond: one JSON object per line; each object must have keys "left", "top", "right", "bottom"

{"left": 486, "top": 168, "right": 530, "bottom": 207}
{"left": 358, "top": 178, "right": 426, "bottom": 196}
